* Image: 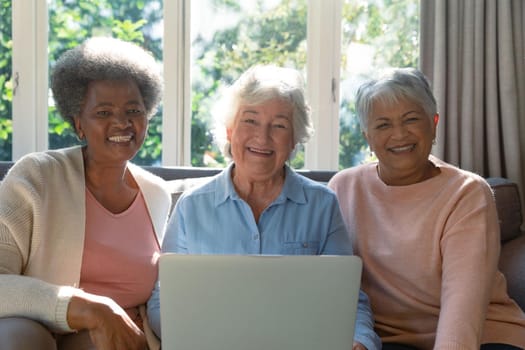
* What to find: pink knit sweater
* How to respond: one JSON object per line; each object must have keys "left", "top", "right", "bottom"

{"left": 328, "top": 156, "right": 525, "bottom": 350}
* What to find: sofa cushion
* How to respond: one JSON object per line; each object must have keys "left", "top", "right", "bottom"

{"left": 165, "top": 177, "right": 213, "bottom": 214}
{"left": 499, "top": 234, "right": 525, "bottom": 311}
{"left": 486, "top": 177, "right": 523, "bottom": 242}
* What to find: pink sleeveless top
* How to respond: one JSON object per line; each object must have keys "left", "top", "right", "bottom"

{"left": 80, "top": 189, "right": 160, "bottom": 326}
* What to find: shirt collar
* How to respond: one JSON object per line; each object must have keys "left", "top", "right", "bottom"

{"left": 214, "top": 163, "right": 307, "bottom": 207}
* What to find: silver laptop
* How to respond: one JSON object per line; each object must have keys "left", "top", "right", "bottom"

{"left": 159, "top": 254, "right": 362, "bottom": 350}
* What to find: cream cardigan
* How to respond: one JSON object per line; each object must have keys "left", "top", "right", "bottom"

{"left": 0, "top": 146, "right": 171, "bottom": 343}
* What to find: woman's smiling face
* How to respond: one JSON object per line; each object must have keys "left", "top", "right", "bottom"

{"left": 74, "top": 79, "right": 148, "bottom": 165}
{"left": 227, "top": 98, "right": 295, "bottom": 181}
{"left": 364, "top": 97, "right": 437, "bottom": 184}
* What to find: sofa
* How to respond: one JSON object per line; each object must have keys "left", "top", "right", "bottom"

{"left": 0, "top": 161, "right": 523, "bottom": 311}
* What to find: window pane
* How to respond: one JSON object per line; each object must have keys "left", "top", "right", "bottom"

{"left": 47, "top": 0, "right": 164, "bottom": 165}
{"left": 0, "top": 0, "right": 12, "bottom": 160}
{"left": 190, "top": 0, "right": 307, "bottom": 168}
{"left": 339, "top": 0, "right": 419, "bottom": 169}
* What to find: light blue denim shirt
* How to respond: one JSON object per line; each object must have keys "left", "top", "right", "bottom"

{"left": 148, "top": 164, "right": 380, "bottom": 350}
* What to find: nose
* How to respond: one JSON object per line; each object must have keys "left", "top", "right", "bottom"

{"left": 112, "top": 110, "right": 132, "bottom": 127}
{"left": 391, "top": 123, "right": 408, "bottom": 139}
{"left": 255, "top": 124, "right": 272, "bottom": 142}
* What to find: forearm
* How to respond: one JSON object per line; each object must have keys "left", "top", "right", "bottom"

{"left": 0, "top": 275, "right": 76, "bottom": 333}
{"left": 354, "top": 290, "right": 381, "bottom": 350}
{"left": 146, "top": 281, "right": 162, "bottom": 338}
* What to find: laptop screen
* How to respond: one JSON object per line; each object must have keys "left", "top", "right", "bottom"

{"left": 159, "top": 254, "right": 362, "bottom": 350}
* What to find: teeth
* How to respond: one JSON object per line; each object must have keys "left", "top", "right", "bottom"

{"left": 108, "top": 135, "right": 132, "bottom": 142}
{"left": 390, "top": 145, "right": 414, "bottom": 152}
{"left": 248, "top": 147, "right": 272, "bottom": 155}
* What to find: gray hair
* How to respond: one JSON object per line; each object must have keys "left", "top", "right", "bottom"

{"left": 355, "top": 68, "right": 437, "bottom": 131}
{"left": 50, "top": 36, "right": 163, "bottom": 127}
{"left": 213, "top": 65, "right": 314, "bottom": 159}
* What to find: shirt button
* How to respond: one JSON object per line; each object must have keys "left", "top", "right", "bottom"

{"left": 302, "top": 242, "right": 308, "bottom": 248}
{"left": 253, "top": 234, "right": 259, "bottom": 240}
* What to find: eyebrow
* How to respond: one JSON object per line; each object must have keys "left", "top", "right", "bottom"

{"left": 373, "top": 110, "right": 421, "bottom": 120}
{"left": 241, "top": 109, "right": 291, "bottom": 120}
{"left": 402, "top": 110, "right": 422, "bottom": 117}
{"left": 275, "top": 114, "right": 292, "bottom": 121}
{"left": 93, "top": 100, "right": 143, "bottom": 108}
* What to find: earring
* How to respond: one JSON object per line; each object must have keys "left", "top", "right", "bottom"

{"left": 432, "top": 139, "right": 436, "bottom": 145}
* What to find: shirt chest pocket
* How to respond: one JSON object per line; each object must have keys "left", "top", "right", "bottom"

{"left": 282, "top": 241, "right": 321, "bottom": 255}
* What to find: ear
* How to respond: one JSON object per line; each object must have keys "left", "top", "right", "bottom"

{"left": 433, "top": 113, "right": 439, "bottom": 127}
{"left": 362, "top": 131, "right": 373, "bottom": 151}
{"left": 432, "top": 114, "right": 439, "bottom": 140}
{"left": 226, "top": 127, "right": 232, "bottom": 142}
{"left": 73, "top": 116, "right": 84, "bottom": 139}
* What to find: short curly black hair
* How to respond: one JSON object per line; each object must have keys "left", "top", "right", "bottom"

{"left": 50, "top": 36, "right": 163, "bottom": 127}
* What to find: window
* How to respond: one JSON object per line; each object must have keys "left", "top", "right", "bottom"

{"left": 4, "top": 0, "right": 419, "bottom": 169}
{"left": 0, "top": 0, "right": 12, "bottom": 160}
{"left": 189, "top": 0, "right": 307, "bottom": 168}
{"left": 338, "top": 0, "right": 419, "bottom": 169}
{"left": 47, "top": 0, "right": 164, "bottom": 165}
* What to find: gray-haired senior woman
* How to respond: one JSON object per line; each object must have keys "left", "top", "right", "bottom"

{"left": 148, "top": 64, "right": 381, "bottom": 350}
{"left": 0, "top": 37, "right": 171, "bottom": 350}
{"left": 329, "top": 68, "right": 525, "bottom": 349}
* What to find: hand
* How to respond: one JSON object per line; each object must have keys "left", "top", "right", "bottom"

{"left": 67, "top": 291, "right": 147, "bottom": 350}
{"left": 353, "top": 341, "right": 368, "bottom": 350}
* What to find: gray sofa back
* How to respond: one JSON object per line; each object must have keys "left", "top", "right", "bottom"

{"left": 0, "top": 161, "right": 523, "bottom": 310}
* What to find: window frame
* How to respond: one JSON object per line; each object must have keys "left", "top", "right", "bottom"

{"left": 11, "top": 0, "right": 342, "bottom": 170}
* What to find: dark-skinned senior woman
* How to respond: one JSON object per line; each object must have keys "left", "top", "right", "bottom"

{"left": 147, "top": 64, "right": 381, "bottom": 350}
{"left": 0, "top": 37, "right": 171, "bottom": 350}
{"left": 328, "top": 68, "right": 525, "bottom": 350}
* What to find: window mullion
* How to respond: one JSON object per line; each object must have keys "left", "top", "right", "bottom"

{"left": 162, "top": 0, "right": 191, "bottom": 166}
{"left": 12, "top": 0, "right": 48, "bottom": 160}
{"left": 305, "top": 0, "right": 342, "bottom": 170}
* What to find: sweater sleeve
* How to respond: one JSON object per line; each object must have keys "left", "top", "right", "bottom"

{"left": 434, "top": 178, "right": 500, "bottom": 349}
{"left": 0, "top": 156, "right": 78, "bottom": 333}
{"left": 0, "top": 275, "right": 77, "bottom": 332}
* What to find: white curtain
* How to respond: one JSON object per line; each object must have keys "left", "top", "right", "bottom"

{"left": 420, "top": 0, "right": 525, "bottom": 200}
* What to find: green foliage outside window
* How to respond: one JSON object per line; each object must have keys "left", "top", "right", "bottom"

{"left": 189, "top": 0, "right": 308, "bottom": 168}
{"left": 338, "top": 0, "right": 419, "bottom": 168}
{"left": 0, "top": 0, "right": 418, "bottom": 167}
{"left": 47, "top": 0, "right": 163, "bottom": 165}
{"left": 0, "top": 0, "right": 12, "bottom": 161}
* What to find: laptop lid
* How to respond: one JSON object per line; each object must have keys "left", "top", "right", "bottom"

{"left": 159, "top": 254, "right": 362, "bottom": 350}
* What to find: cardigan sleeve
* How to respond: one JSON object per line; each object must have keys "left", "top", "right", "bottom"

{"left": 0, "top": 275, "right": 77, "bottom": 332}
{"left": 0, "top": 155, "right": 78, "bottom": 333}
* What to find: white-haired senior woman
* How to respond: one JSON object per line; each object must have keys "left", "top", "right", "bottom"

{"left": 148, "top": 64, "right": 381, "bottom": 350}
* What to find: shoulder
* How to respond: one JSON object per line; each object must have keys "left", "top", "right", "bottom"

{"left": 328, "top": 163, "right": 373, "bottom": 189}
{"left": 180, "top": 171, "right": 221, "bottom": 197}
{"left": 432, "top": 156, "right": 494, "bottom": 202}
{"left": 434, "top": 156, "right": 490, "bottom": 189}
{"left": 292, "top": 170, "right": 332, "bottom": 191}
{"left": 5, "top": 146, "right": 83, "bottom": 182}
{"left": 284, "top": 168, "right": 342, "bottom": 209}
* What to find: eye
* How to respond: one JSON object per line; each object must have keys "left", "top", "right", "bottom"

{"left": 273, "top": 123, "right": 287, "bottom": 129}
{"left": 404, "top": 116, "right": 420, "bottom": 123}
{"left": 96, "top": 110, "right": 111, "bottom": 117}
{"left": 242, "top": 118, "right": 256, "bottom": 124}
{"left": 375, "top": 122, "right": 390, "bottom": 130}
{"left": 127, "top": 108, "right": 144, "bottom": 115}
